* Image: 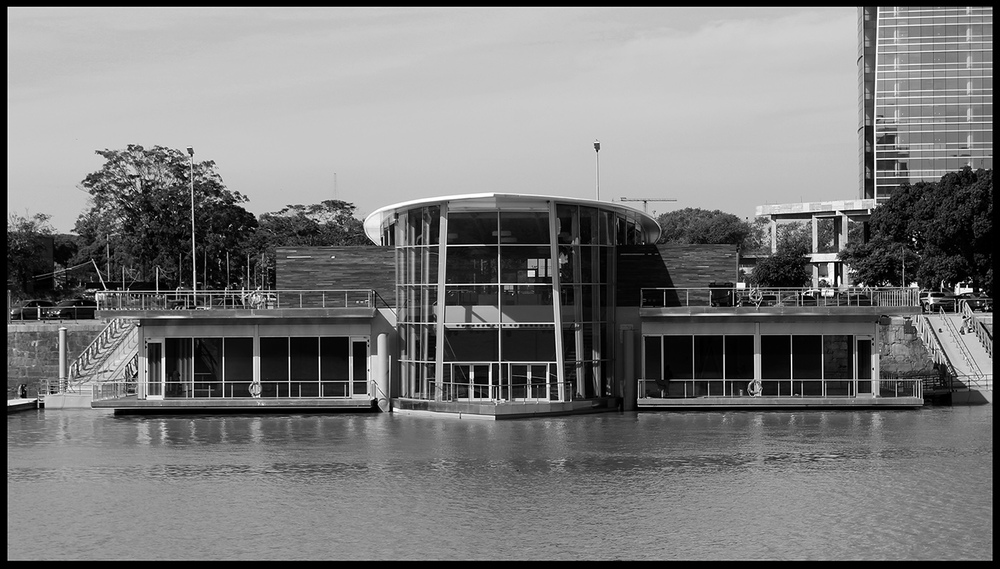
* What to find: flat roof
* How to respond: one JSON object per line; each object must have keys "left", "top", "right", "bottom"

{"left": 755, "top": 198, "right": 878, "bottom": 219}
{"left": 363, "top": 192, "right": 661, "bottom": 244}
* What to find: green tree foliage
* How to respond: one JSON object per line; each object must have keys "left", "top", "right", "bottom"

{"left": 655, "top": 208, "right": 755, "bottom": 249}
{"left": 748, "top": 249, "right": 811, "bottom": 287}
{"left": 7, "top": 211, "right": 55, "bottom": 297}
{"left": 72, "top": 145, "right": 259, "bottom": 289}
{"left": 256, "top": 200, "right": 369, "bottom": 247}
{"left": 839, "top": 167, "right": 992, "bottom": 292}
{"left": 838, "top": 235, "right": 920, "bottom": 287}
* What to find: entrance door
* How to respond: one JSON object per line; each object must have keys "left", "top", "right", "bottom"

{"left": 856, "top": 335, "right": 873, "bottom": 396}
{"left": 146, "top": 340, "right": 164, "bottom": 400}
{"left": 350, "top": 337, "right": 369, "bottom": 398}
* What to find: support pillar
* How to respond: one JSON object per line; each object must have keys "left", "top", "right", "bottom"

{"left": 58, "top": 327, "right": 67, "bottom": 392}
{"left": 621, "top": 325, "right": 636, "bottom": 411}
{"left": 376, "top": 333, "right": 390, "bottom": 412}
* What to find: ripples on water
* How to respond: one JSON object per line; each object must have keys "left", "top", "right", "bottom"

{"left": 7, "top": 406, "right": 992, "bottom": 561}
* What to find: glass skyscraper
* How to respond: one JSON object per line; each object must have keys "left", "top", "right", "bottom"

{"left": 858, "top": 6, "right": 993, "bottom": 201}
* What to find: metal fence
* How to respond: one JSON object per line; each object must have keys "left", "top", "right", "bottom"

{"left": 95, "top": 289, "right": 377, "bottom": 311}
{"left": 640, "top": 286, "right": 920, "bottom": 308}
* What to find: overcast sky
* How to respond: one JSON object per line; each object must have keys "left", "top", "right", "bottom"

{"left": 8, "top": 7, "right": 858, "bottom": 234}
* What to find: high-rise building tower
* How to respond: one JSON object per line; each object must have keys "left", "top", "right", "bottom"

{"left": 858, "top": 6, "right": 993, "bottom": 201}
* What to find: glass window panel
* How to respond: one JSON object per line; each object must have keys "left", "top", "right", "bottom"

{"left": 663, "top": 335, "right": 693, "bottom": 380}
{"left": 499, "top": 212, "right": 550, "bottom": 245}
{"left": 321, "top": 337, "right": 350, "bottom": 379}
{"left": 823, "top": 335, "right": 854, "bottom": 379}
{"left": 352, "top": 339, "right": 369, "bottom": 396}
{"left": 694, "top": 336, "right": 724, "bottom": 379}
{"left": 643, "top": 336, "right": 661, "bottom": 381}
{"left": 761, "top": 335, "right": 791, "bottom": 380}
{"left": 446, "top": 246, "right": 498, "bottom": 284}
{"left": 500, "top": 246, "right": 553, "bottom": 283}
{"left": 224, "top": 338, "right": 253, "bottom": 397}
{"left": 194, "top": 337, "right": 223, "bottom": 387}
{"left": 792, "top": 335, "right": 823, "bottom": 379}
{"left": 444, "top": 329, "right": 499, "bottom": 361}
{"left": 447, "top": 212, "right": 498, "bottom": 244}
{"left": 290, "top": 337, "right": 319, "bottom": 381}
{"left": 724, "top": 335, "right": 754, "bottom": 380}
{"left": 502, "top": 328, "right": 556, "bottom": 361}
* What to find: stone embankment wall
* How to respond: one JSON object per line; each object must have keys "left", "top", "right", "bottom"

{"left": 878, "top": 315, "right": 936, "bottom": 377}
{"left": 7, "top": 321, "right": 106, "bottom": 398}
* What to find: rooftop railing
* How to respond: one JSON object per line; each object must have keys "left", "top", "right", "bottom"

{"left": 95, "top": 289, "right": 378, "bottom": 312}
{"left": 640, "top": 286, "right": 920, "bottom": 309}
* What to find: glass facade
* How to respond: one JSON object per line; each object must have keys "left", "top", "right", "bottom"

{"left": 859, "top": 6, "right": 993, "bottom": 201}
{"left": 370, "top": 194, "right": 658, "bottom": 405}
{"left": 639, "top": 332, "right": 903, "bottom": 399}
{"left": 148, "top": 334, "right": 370, "bottom": 400}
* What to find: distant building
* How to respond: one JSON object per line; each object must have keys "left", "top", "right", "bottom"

{"left": 858, "top": 6, "right": 993, "bottom": 201}
{"left": 757, "top": 6, "right": 993, "bottom": 286}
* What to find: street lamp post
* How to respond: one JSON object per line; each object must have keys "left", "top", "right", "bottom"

{"left": 594, "top": 139, "right": 601, "bottom": 201}
{"left": 187, "top": 146, "right": 196, "bottom": 294}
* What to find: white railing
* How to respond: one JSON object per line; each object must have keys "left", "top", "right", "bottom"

{"left": 640, "top": 286, "right": 919, "bottom": 309}
{"left": 939, "top": 306, "right": 986, "bottom": 380}
{"left": 96, "top": 289, "right": 377, "bottom": 311}
{"left": 61, "top": 319, "right": 138, "bottom": 393}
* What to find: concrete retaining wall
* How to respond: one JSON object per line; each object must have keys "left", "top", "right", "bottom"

{"left": 7, "top": 321, "right": 107, "bottom": 398}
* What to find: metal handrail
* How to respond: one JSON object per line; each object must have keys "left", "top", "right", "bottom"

{"left": 939, "top": 306, "right": 985, "bottom": 380}
{"left": 96, "top": 289, "right": 377, "bottom": 311}
{"left": 639, "top": 286, "right": 919, "bottom": 308}
{"left": 961, "top": 302, "right": 993, "bottom": 359}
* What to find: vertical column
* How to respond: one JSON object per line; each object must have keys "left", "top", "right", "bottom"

{"left": 58, "top": 326, "right": 67, "bottom": 392}
{"left": 621, "top": 325, "right": 635, "bottom": 411}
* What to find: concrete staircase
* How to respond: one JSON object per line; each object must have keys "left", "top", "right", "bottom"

{"left": 919, "top": 311, "right": 993, "bottom": 401}
{"left": 41, "top": 318, "right": 139, "bottom": 409}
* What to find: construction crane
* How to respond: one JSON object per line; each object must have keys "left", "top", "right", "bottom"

{"left": 619, "top": 197, "right": 677, "bottom": 214}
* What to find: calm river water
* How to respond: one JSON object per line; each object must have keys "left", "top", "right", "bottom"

{"left": 7, "top": 405, "right": 992, "bottom": 561}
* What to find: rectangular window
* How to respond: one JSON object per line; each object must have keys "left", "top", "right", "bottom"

{"left": 643, "top": 336, "right": 661, "bottom": 381}
{"left": 260, "top": 337, "right": 289, "bottom": 397}
{"left": 724, "top": 335, "right": 754, "bottom": 380}
{"left": 761, "top": 335, "right": 791, "bottom": 379}
{"left": 290, "top": 337, "right": 319, "bottom": 397}
{"left": 502, "top": 329, "right": 556, "bottom": 362}
{"left": 823, "top": 335, "right": 854, "bottom": 379}
{"left": 694, "top": 336, "right": 724, "bottom": 379}
{"left": 663, "top": 335, "right": 693, "bottom": 379}
{"left": 792, "top": 335, "right": 823, "bottom": 379}
{"left": 224, "top": 337, "right": 253, "bottom": 397}
{"left": 321, "top": 337, "right": 350, "bottom": 397}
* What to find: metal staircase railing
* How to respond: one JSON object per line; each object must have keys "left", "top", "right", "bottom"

{"left": 63, "top": 318, "right": 139, "bottom": 393}
{"left": 961, "top": 302, "right": 993, "bottom": 360}
{"left": 916, "top": 311, "right": 991, "bottom": 394}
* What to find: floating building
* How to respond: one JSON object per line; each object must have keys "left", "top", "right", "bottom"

{"left": 77, "top": 193, "right": 924, "bottom": 417}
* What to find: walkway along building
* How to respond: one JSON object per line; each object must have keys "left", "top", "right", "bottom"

{"left": 80, "top": 193, "right": 923, "bottom": 417}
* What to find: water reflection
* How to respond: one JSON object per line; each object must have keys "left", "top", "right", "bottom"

{"left": 7, "top": 407, "right": 993, "bottom": 561}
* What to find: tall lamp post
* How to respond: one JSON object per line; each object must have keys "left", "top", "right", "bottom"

{"left": 594, "top": 139, "right": 601, "bottom": 201}
{"left": 187, "top": 146, "right": 196, "bottom": 293}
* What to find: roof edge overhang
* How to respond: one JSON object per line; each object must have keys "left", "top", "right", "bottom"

{"left": 363, "top": 192, "right": 661, "bottom": 244}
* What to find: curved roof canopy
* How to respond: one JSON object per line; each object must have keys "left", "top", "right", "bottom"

{"left": 363, "top": 192, "right": 661, "bottom": 244}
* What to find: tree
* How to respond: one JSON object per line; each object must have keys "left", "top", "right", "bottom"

{"left": 748, "top": 250, "right": 811, "bottom": 288}
{"left": 72, "top": 145, "right": 258, "bottom": 290}
{"left": 655, "top": 208, "right": 755, "bottom": 250}
{"left": 256, "top": 200, "right": 369, "bottom": 247}
{"left": 7, "top": 211, "right": 55, "bottom": 297}
{"left": 839, "top": 235, "right": 920, "bottom": 287}
{"left": 840, "top": 167, "right": 992, "bottom": 292}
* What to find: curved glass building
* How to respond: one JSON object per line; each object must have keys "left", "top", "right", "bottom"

{"left": 364, "top": 193, "right": 660, "bottom": 414}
